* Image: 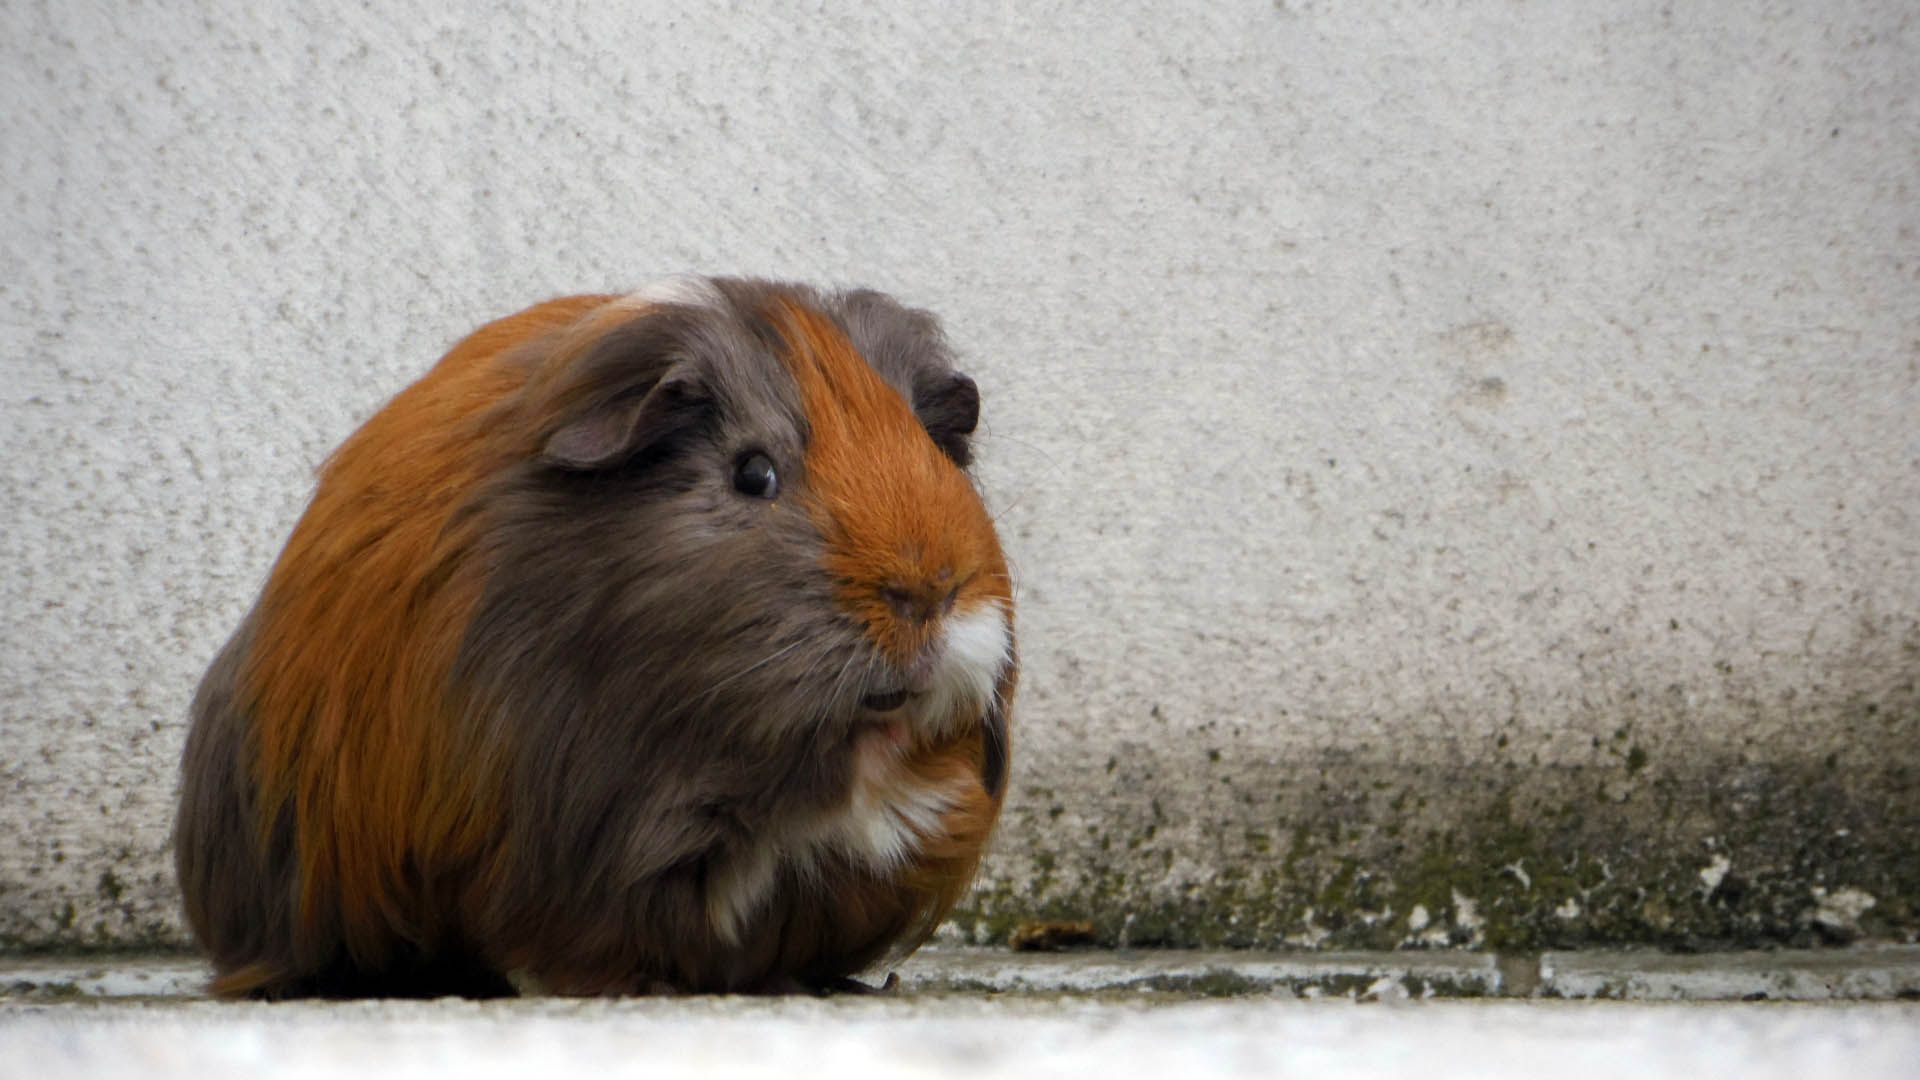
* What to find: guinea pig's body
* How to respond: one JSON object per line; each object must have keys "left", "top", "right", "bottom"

{"left": 174, "top": 279, "right": 1015, "bottom": 998}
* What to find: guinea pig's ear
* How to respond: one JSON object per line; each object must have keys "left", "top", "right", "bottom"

{"left": 541, "top": 367, "right": 705, "bottom": 471}
{"left": 913, "top": 371, "right": 980, "bottom": 468}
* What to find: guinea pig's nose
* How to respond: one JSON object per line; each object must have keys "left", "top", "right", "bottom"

{"left": 880, "top": 581, "right": 959, "bottom": 626}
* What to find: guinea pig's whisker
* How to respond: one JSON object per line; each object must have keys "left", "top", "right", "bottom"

{"left": 823, "top": 653, "right": 861, "bottom": 718}
{"left": 819, "top": 649, "right": 880, "bottom": 725}
{"left": 693, "top": 637, "right": 807, "bottom": 707}
{"left": 977, "top": 426, "right": 1059, "bottom": 471}
{"left": 769, "top": 641, "right": 850, "bottom": 728}
{"left": 988, "top": 491, "right": 1032, "bottom": 524}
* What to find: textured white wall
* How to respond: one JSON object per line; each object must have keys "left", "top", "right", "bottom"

{"left": 3, "top": 2, "right": 1916, "bottom": 949}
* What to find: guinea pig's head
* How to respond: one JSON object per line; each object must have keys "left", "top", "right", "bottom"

{"left": 458, "top": 278, "right": 1012, "bottom": 822}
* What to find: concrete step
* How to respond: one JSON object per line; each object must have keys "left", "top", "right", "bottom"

{"left": 4, "top": 945, "right": 1918, "bottom": 1003}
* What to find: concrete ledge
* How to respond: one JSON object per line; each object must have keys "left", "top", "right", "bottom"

{"left": 5, "top": 946, "right": 1918, "bottom": 1003}
{"left": 6, "top": 960, "right": 1920, "bottom": 1080}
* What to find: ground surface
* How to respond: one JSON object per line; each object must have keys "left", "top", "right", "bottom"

{"left": 2, "top": 948, "right": 1915, "bottom": 1078}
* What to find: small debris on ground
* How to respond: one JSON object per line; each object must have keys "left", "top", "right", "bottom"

{"left": 1009, "top": 919, "right": 1099, "bottom": 951}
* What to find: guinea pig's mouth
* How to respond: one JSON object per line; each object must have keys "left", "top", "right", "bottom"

{"left": 860, "top": 689, "right": 911, "bottom": 713}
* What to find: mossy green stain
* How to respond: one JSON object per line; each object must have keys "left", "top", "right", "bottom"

{"left": 944, "top": 745, "right": 1920, "bottom": 952}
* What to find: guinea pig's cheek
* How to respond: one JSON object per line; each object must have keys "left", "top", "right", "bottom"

{"left": 919, "top": 600, "right": 1012, "bottom": 732}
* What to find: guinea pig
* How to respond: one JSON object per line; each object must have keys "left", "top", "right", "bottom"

{"left": 173, "top": 277, "right": 1016, "bottom": 998}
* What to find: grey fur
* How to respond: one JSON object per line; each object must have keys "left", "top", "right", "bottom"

{"left": 173, "top": 613, "right": 290, "bottom": 976}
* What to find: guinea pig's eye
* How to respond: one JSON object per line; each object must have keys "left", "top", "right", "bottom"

{"left": 732, "top": 451, "right": 779, "bottom": 499}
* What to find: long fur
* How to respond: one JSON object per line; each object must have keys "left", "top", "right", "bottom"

{"left": 174, "top": 281, "right": 1015, "bottom": 997}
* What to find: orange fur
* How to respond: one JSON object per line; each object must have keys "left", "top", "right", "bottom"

{"left": 894, "top": 716, "right": 1016, "bottom": 950}
{"left": 775, "top": 300, "right": 1016, "bottom": 944}
{"left": 237, "top": 295, "right": 613, "bottom": 969}
{"left": 777, "top": 301, "right": 1009, "bottom": 661}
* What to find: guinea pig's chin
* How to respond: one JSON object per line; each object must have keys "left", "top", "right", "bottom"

{"left": 908, "top": 599, "right": 1013, "bottom": 739}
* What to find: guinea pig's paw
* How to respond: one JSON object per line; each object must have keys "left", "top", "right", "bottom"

{"left": 742, "top": 972, "right": 895, "bottom": 996}
{"left": 811, "top": 971, "right": 901, "bottom": 996}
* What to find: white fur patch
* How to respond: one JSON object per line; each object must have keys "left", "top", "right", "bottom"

{"left": 703, "top": 763, "right": 965, "bottom": 945}
{"left": 704, "top": 841, "right": 780, "bottom": 947}
{"left": 915, "top": 600, "right": 1012, "bottom": 740}
{"left": 614, "top": 275, "right": 724, "bottom": 312}
{"left": 826, "top": 760, "right": 960, "bottom": 870}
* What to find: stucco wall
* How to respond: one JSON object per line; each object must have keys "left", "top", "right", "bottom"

{"left": 3, "top": 1, "right": 1916, "bottom": 950}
